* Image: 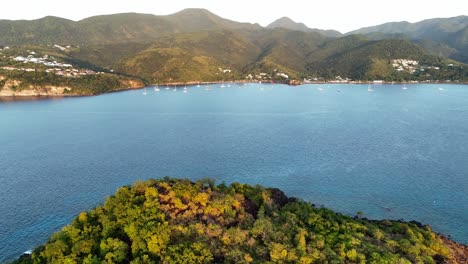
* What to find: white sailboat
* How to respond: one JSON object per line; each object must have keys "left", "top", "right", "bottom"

{"left": 367, "top": 85, "right": 374, "bottom": 92}
{"left": 142, "top": 87, "right": 147, "bottom": 95}
{"left": 154, "top": 85, "right": 160, "bottom": 92}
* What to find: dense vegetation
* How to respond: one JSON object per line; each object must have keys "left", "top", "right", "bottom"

{"left": 13, "top": 178, "right": 463, "bottom": 264}
{"left": 1, "top": 10, "right": 466, "bottom": 86}
{"left": 0, "top": 69, "right": 141, "bottom": 95}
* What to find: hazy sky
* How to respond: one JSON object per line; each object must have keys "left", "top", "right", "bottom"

{"left": 1, "top": 0, "right": 466, "bottom": 33}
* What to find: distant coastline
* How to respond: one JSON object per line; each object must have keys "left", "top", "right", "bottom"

{"left": 1, "top": 79, "right": 467, "bottom": 99}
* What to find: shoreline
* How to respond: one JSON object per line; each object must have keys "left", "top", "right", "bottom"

{"left": 0, "top": 80, "right": 466, "bottom": 99}
{"left": 153, "top": 80, "right": 468, "bottom": 86}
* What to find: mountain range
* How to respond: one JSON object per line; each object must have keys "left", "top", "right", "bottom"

{"left": 0, "top": 9, "right": 467, "bottom": 85}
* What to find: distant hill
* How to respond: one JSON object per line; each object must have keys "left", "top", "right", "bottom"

{"left": 267, "top": 17, "right": 342, "bottom": 38}
{"left": 0, "top": 16, "right": 79, "bottom": 45}
{"left": 0, "top": 9, "right": 466, "bottom": 85}
{"left": 307, "top": 38, "right": 429, "bottom": 80}
{"left": 0, "top": 9, "right": 261, "bottom": 46}
{"left": 347, "top": 16, "right": 468, "bottom": 63}
{"left": 347, "top": 16, "right": 468, "bottom": 40}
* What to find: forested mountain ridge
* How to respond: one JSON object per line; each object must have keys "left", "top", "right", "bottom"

{"left": 0, "top": 9, "right": 260, "bottom": 46}
{"left": 347, "top": 16, "right": 468, "bottom": 40}
{"left": 266, "top": 17, "right": 342, "bottom": 38}
{"left": 347, "top": 16, "right": 468, "bottom": 63}
{"left": 12, "top": 178, "right": 468, "bottom": 263}
{"left": 0, "top": 9, "right": 467, "bottom": 91}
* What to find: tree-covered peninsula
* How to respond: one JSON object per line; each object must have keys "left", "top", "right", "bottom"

{"left": 13, "top": 178, "right": 467, "bottom": 264}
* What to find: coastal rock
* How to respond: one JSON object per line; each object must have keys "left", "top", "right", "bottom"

{"left": 120, "top": 79, "right": 145, "bottom": 89}
{"left": 0, "top": 78, "right": 144, "bottom": 96}
{"left": 0, "top": 80, "right": 72, "bottom": 96}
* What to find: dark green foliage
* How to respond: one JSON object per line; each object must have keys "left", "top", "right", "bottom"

{"left": 13, "top": 178, "right": 456, "bottom": 264}
{"left": 0, "top": 69, "right": 141, "bottom": 95}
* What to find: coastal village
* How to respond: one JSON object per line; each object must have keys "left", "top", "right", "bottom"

{"left": 240, "top": 58, "right": 461, "bottom": 84}
{"left": 0, "top": 46, "right": 99, "bottom": 78}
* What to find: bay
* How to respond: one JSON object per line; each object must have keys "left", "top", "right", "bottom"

{"left": 1, "top": 83, "right": 467, "bottom": 261}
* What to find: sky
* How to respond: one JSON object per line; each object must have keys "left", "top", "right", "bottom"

{"left": 0, "top": 0, "right": 466, "bottom": 33}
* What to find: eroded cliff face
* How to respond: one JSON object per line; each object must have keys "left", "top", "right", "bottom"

{"left": 0, "top": 78, "right": 72, "bottom": 96}
{"left": 0, "top": 76, "right": 144, "bottom": 96}
{"left": 119, "top": 79, "right": 145, "bottom": 89}
{"left": 441, "top": 236, "right": 468, "bottom": 264}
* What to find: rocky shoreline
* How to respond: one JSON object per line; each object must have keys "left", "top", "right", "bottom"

{"left": 1, "top": 79, "right": 466, "bottom": 98}
{"left": 440, "top": 236, "right": 468, "bottom": 263}
{"left": 0, "top": 77, "right": 144, "bottom": 97}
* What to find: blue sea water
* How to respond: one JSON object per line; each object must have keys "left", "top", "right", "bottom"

{"left": 0, "top": 83, "right": 467, "bottom": 261}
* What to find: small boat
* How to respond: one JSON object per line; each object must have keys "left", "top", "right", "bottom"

{"left": 220, "top": 83, "right": 225, "bottom": 88}
{"left": 205, "top": 86, "right": 211, "bottom": 91}
{"left": 23, "top": 250, "right": 32, "bottom": 255}
{"left": 142, "top": 87, "right": 147, "bottom": 95}
{"left": 402, "top": 86, "right": 407, "bottom": 90}
{"left": 438, "top": 87, "right": 444, "bottom": 91}
{"left": 154, "top": 85, "right": 160, "bottom": 92}
{"left": 165, "top": 85, "right": 170, "bottom": 90}
{"left": 196, "top": 82, "right": 201, "bottom": 88}
{"left": 367, "top": 85, "right": 373, "bottom": 92}
{"left": 318, "top": 87, "right": 323, "bottom": 91}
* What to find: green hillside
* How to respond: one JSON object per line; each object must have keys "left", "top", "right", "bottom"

{"left": 0, "top": 9, "right": 467, "bottom": 86}
{"left": 346, "top": 16, "right": 468, "bottom": 63}
{"left": 0, "top": 16, "right": 79, "bottom": 45}
{"left": 0, "top": 9, "right": 260, "bottom": 46}
{"left": 307, "top": 39, "right": 426, "bottom": 80}
{"left": 12, "top": 178, "right": 465, "bottom": 264}
{"left": 449, "top": 26, "right": 468, "bottom": 63}
{"left": 304, "top": 38, "right": 467, "bottom": 81}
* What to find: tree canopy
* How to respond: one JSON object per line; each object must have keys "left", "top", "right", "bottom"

{"left": 13, "top": 177, "right": 461, "bottom": 263}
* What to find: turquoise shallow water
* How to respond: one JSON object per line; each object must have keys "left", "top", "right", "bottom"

{"left": 0, "top": 83, "right": 467, "bottom": 261}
